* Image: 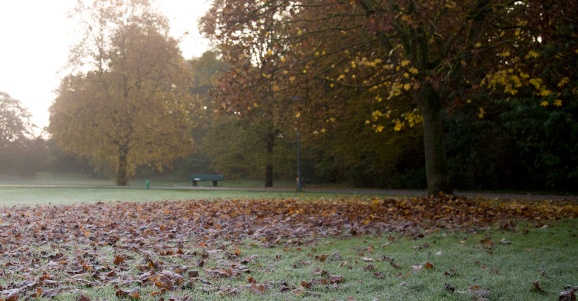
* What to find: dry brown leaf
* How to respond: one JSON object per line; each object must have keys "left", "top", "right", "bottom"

{"left": 315, "top": 254, "right": 329, "bottom": 262}
{"left": 533, "top": 280, "right": 546, "bottom": 293}
{"left": 374, "top": 271, "right": 386, "bottom": 279}
{"left": 329, "top": 274, "right": 344, "bottom": 284}
{"left": 559, "top": 289, "right": 577, "bottom": 301}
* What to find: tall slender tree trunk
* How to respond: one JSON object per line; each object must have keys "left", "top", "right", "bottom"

{"left": 265, "top": 135, "right": 274, "bottom": 187}
{"left": 412, "top": 83, "right": 452, "bottom": 195}
{"left": 265, "top": 164, "right": 273, "bottom": 187}
{"left": 117, "top": 143, "right": 129, "bottom": 186}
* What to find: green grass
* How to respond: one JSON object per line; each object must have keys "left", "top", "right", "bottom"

{"left": 0, "top": 172, "right": 113, "bottom": 186}
{"left": 0, "top": 171, "right": 384, "bottom": 206}
{"left": 0, "top": 171, "right": 299, "bottom": 188}
{"left": 221, "top": 220, "right": 578, "bottom": 301}
{"left": 1, "top": 215, "right": 576, "bottom": 300}
{"left": 116, "top": 218, "right": 572, "bottom": 300}
{"left": 1, "top": 182, "right": 576, "bottom": 300}
{"left": 0, "top": 186, "right": 375, "bottom": 206}
{"left": 134, "top": 179, "right": 296, "bottom": 188}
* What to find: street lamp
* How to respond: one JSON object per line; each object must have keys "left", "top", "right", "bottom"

{"left": 290, "top": 96, "right": 302, "bottom": 191}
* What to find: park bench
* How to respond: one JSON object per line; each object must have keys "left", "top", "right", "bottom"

{"left": 190, "top": 175, "right": 224, "bottom": 187}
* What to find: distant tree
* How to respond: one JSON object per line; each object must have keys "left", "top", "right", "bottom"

{"left": 46, "top": 138, "right": 93, "bottom": 174}
{"left": 0, "top": 92, "right": 48, "bottom": 175}
{"left": 133, "top": 51, "right": 230, "bottom": 181}
{"left": 49, "top": 0, "right": 195, "bottom": 185}
{"left": 0, "top": 91, "right": 33, "bottom": 148}
{"left": 188, "top": 50, "right": 294, "bottom": 187}
{"left": 189, "top": 51, "right": 229, "bottom": 100}
{"left": 187, "top": 51, "right": 229, "bottom": 143}
{"left": 203, "top": 113, "right": 296, "bottom": 184}
{"left": 211, "top": 66, "right": 297, "bottom": 187}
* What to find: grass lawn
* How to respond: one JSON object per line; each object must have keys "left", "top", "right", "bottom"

{"left": 0, "top": 188, "right": 576, "bottom": 300}
{"left": 0, "top": 172, "right": 298, "bottom": 189}
{"left": 226, "top": 220, "right": 578, "bottom": 301}
{"left": 0, "top": 187, "right": 374, "bottom": 206}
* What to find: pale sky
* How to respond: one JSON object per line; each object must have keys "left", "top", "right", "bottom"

{"left": 0, "top": 0, "right": 212, "bottom": 135}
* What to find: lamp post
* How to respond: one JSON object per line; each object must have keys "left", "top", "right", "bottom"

{"left": 290, "top": 96, "right": 302, "bottom": 191}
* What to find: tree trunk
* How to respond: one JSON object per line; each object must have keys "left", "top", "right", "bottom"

{"left": 265, "top": 135, "right": 274, "bottom": 187}
{"left": 116, "top": 143, "right": 129, "bottom": 186}
{"left": 265, "top": 164, "right": 273, "bottom": 187}
{"left": 412, "top": 83, "right": 452, "bottom": 195}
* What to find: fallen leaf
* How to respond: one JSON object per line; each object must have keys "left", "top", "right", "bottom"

{"left": 153, "top": 275, "right": 175, "bottom": 291}
{"left": 559, "top": 289, "right": 577, "bottom": 301}
{"left": 42, "top": 288, "right": 62, "bottom": 298}
{"left": 116, "top": 287, "right": 140, "bottom": 299}
{"left": 4, "top": 289, "right": 21, "bottom": 301}
{"left": 329, "top": 274, "right": 343, "bottom": 284}
{"left": 533, "top": 280, "right": 546, "bottom": 293}
{"left": 374, "top": 271, "right": 386, "bottom": 279}
{"left": 113, "top": 255, "right": 125, "bottom": 265}
{"left": 316, "top": 254, "right": 329, "bottom": 262}
{"left": 279, "top": 285, "right": 291, "bottom": 293}
{"left": 311, "top": 267, "right": 328, "bottom": 276}
{"left": 77, "top": 293, "right": 92, "bottom": 301}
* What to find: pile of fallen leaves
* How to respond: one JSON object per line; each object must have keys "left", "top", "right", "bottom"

{"left": 0, "top": 195, "right": 576, "bottom": 300}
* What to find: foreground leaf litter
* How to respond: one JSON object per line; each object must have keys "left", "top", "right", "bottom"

{"left": 0, "top": 194, "right": 577, "bottom": 300}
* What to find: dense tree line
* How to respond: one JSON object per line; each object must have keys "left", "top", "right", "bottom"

{"left": 198, "top": 0, "right": 577, "bottom": 194}
{"left": 3, "top": 0, "right": 576, "bottom": 193}
{"left": 3, "top": 47, "right": 576, "bottom": 192}
{"left": 138, "top": 49, "right": 578, "bottom": 193}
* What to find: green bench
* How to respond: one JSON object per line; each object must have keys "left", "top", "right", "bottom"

{"left": 190, "top": 175, "right": 224, "bottom": 187}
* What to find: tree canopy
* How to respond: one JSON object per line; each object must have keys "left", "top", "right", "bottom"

{"left": 49, "top": 0, "right": 195, "bottom": 185}
{"left": 0, "top": 91, "right": 34, "bottom": 147}
{"left": 201, "top": 0, "right": 578, "bottom": 194}
{"left": 0, "top": 92, "right": 44, "bottom": 175}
